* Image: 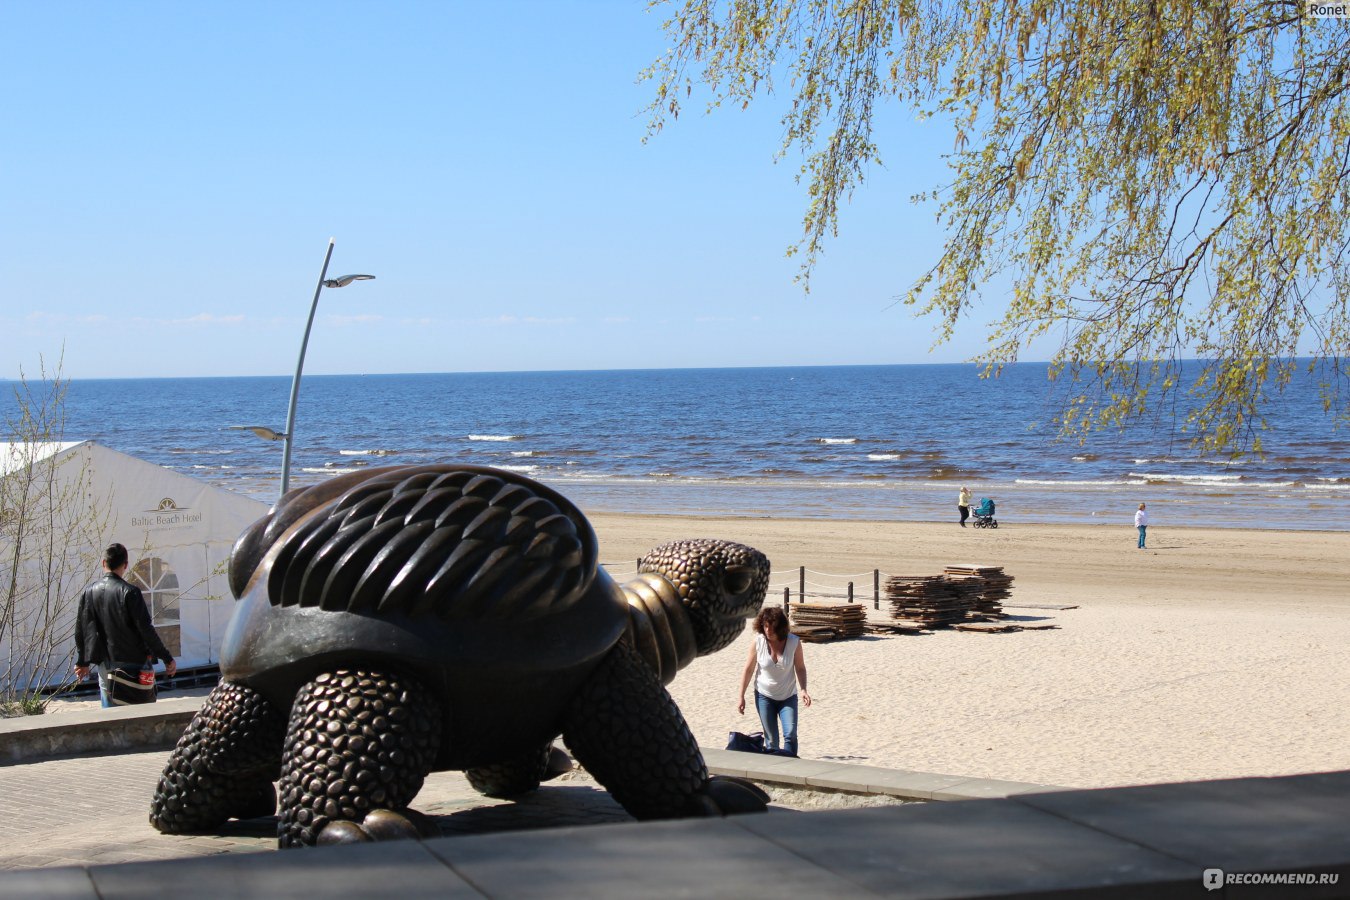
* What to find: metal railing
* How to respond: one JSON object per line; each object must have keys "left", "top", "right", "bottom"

{"left": 603, "top": 563, "right": 887, "bottom": 610}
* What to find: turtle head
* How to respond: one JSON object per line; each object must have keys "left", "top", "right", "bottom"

{"left": 639, "top": 539, "right": 770, "bottom": 656}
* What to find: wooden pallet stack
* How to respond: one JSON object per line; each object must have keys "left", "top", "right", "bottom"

{"left": 978, "top": 568, "right": 1015, "bottom": 616}
{"left": 884, "top": 575, "right": 973, "bottom": 628}
{"left": 943, "top": 564, "right": 1015, "bottom": 619}
{"left": 945, "top": 573, "right": 987, "bottom": 614}
{"left": 788, "top": 603, "right": 868, "bottom": 642}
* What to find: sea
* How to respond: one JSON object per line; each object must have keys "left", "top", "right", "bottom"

{"left": 9, "top": 364, "right": 1348, "bottom": 532}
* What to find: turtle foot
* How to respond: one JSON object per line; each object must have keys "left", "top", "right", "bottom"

{"left": 544, "top": 745, "right": 574, "bottom": 781}
{"left": 315, "top": 808, "right": 440, "bottom": 845}
{"left": 684, "top": 775, "right": 770, "bottom": 817}
{"left": 275, "top": 668, "right": 442, "bottom": 848}
{"left": 149, "top": 681, "right": 284, "bottom": 834}
{"left": 236, "top": 782, "right": 278, "bottom": 821}
{"left": 467, "top": 742, "right": 573, "bottom": 798}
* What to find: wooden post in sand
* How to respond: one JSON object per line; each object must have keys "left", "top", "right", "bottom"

{"left": 874, "top": 569, "right": 880, "bottom": 610}
{"left": 782, "top": 586, "right": 790, "bottom": 611}
{"left": 848, "top": 582, "right": 854, "bottom": 603}
{"left": 799, "top": 567, "right": 805, "bottom": 603}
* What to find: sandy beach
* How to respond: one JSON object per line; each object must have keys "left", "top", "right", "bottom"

{"left": 593, "top": 513, "right": 1350, "bottom": 790}
{"left": 45, "top": 513, "right": 1350, "bottom": 792}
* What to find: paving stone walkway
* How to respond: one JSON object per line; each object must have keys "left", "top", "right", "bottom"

{"left": 0, "top": 745, "right": 913, "bottom": 871}
{"left": 0, "top": 749, "right": 622, "bottom": 869}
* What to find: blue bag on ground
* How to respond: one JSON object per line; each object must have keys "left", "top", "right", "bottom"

{"left": 726, "top": 731, "right": 766, "bottom": 753}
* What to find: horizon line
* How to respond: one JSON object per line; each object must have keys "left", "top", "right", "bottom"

{"left": 10, "top": 357, "right": 1295, "bottom": 383}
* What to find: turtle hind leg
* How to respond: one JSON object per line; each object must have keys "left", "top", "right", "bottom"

{"left": 466, "top": 743, "right": 573, "bottom": 799}
{"left": 562, "top": 636, "right": 769, "bottom": 820}
{"left": 150, "top": 680, "right": 286, "bottom": 834}
{"left": 275, "top": 667, "right": 442, "bottom": 848}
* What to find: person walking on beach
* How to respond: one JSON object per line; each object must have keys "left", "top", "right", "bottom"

{"left": 737, "top": 606, "right": 811, "bottom": 756}
{"left": 1134, "top": 503, "right": 1149, "bottom": 550}
{"left": 958, "top": 486, "right": 972, "bottom": 527}
{"left": 74, "top": 543, "right": 177, "bottom": 707}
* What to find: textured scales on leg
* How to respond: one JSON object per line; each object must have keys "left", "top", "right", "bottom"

{"left": 275, "top": 668, "right": 442, "bottom": 848}
{"left": 149, "top": 680, "right": 286, "bottom": 833}
{"left": 563, "top": 636, "right": 768, "bottom": 820}
{"left": 465, "top": 743, "right": 554, "bottom": 798}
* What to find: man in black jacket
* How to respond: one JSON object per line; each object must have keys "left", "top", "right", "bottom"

{"left": 74, "top": 543, "right": 177, "bottom": 707}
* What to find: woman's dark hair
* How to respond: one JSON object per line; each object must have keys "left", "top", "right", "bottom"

{"left": 753, "top": 606, "right": 789, "bottom": 641}
{"left": 104, "top": 543, "right": 128, "bottom": 571}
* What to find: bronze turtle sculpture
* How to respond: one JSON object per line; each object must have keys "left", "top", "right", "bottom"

{"left": 149, "top": 464, "right": 771, "bottom": 847}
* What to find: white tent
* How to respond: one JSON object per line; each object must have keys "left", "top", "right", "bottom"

{"left": 1, "top": 441, "right": 268, "bottom": 688}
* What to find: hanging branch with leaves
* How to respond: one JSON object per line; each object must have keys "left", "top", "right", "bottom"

{"left": 643, "top": 0, "right": 1348, "bottom": 453}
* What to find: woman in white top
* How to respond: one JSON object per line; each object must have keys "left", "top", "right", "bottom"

{"left": 1134, "top": 502, "right": 1149, "bottom": 549}
{"left": 736, "top": 606, "right": 811, "bottom": 756}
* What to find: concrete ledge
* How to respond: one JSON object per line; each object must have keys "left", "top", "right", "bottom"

{"left": 1, "top": 701, "right": 1069, "bottom": 802}
{"left": 702, "top": 747, "right": 1066, "bottom": 800}
{"left": 0, "top": 697, "right": 198, "bottom": 764}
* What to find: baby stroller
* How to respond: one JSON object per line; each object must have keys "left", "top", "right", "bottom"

{"left": 972, "top": 497, "right": 998, "bottom": 528}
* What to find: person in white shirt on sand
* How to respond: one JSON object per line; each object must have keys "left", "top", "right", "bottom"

{"left": 736, "top": 606, "right": 811, "bottom": 756}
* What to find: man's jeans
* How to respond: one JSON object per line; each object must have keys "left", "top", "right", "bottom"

{"left": 1137, "top": 525, "right": 1147, "bottom": 549}
{"left": 755, "top": 691, "right": 800, "bottom": 756}
{"left": 97, "top": 662, "right": 143, "bottom": 708}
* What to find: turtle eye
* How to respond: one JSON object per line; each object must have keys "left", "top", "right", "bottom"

{"left": 723, "top": 565, "right": 754, "bottom": 596}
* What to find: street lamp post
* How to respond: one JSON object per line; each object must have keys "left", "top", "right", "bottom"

{"left": 230, "top": 238, "right": 374, "bottom": 500}
{"left": 278, "top": 238, "right": 336, "bottom": 498}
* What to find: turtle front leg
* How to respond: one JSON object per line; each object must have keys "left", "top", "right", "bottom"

{"left": 562, "top": 636, "right": 769, "bottom": 820}
{"left": 276, "top": 668, "right": 442, "bottom": 848}
{"left": 150, "top": 680, "right": 286, "bottom": 833}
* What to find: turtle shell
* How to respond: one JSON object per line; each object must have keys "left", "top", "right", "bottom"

{"left": 219, "top": 465, "right": 627, "bottom": 768}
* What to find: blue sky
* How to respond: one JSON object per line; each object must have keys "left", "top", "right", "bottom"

{"left": 2, "top": 1, "right": 1011, "bottom": 380}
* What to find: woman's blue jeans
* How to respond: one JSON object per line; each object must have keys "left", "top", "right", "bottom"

{"left": 1137, "top": 525, "right": 1147, "bottom": 548}
{"left": 755, "top": 691, "right": 799, "bottom": 756}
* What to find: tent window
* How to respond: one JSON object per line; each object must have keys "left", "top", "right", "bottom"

{"left": 129, "top": 556, "right": 181, "bottom": 657}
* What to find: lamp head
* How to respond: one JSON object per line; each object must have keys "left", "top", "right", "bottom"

{"left": 322, "top": 274, "right": 376, "bottom": 288}
{"left": 229, "top": 425, "right": 287, "bottom": 442}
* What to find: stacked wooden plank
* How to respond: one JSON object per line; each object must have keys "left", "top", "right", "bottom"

{"left": 943, "top": 564, "right": 1015, "bottom": 618}
{"left": 789, "top": 603, "right": 868, "bottom": 641}
{"left": 952, "top": 621, "right": 1021, "bottom": 633}
{"left": 865, "top": 620, "right": 930, "bottom": 636}
{"left": 952, "top": 621, "right": 1058, "bottom": 634}
{"left": 884, "top": 575, "right": 973, "bottom": 627}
